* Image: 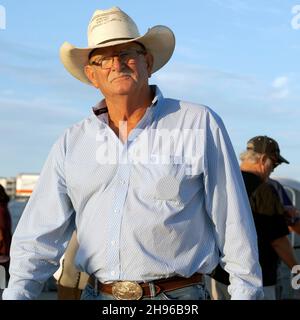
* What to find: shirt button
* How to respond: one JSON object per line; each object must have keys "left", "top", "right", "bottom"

{"left": 111, "top": 271, "right": 116, "bottom": 276}
{"left": 114, "top": 208, "right": 119, "bottom": 213}
{"left": 111, "top": 240, "right": 116, "bottom": 245}
{"left": 120, "top": 179, "right": 126, "bottom": 185}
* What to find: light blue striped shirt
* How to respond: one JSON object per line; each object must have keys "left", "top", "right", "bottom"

{"left": 4, "top": 86, "right": 262, "bottom": 300}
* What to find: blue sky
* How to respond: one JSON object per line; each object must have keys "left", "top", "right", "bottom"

{"left": 1, "top": 0, "right": 300, "bottom": 181}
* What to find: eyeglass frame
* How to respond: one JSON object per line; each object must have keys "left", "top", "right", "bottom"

{"left": 267, "top": 154, "right": 280, "bottom": 169}
{"left": 89, "top": 47, "right": 147, "bottom": 69}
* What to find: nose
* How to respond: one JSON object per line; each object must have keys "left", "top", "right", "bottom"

{"left": 111, "top": 56, "right": 124, "bottom": 71}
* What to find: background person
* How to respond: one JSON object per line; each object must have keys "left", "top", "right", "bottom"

{"left": 208, "top": 136, "right": 299, "bottom": 300}
{"left": 54, "top": 231, "right": 89, "bottom": 300}
{"left": 0, "top": 184, "right": 12, "bottom": 285}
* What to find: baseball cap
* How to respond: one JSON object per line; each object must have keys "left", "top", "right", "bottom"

{"left": 247, "top": 135, "right": 289, "bottom": 165}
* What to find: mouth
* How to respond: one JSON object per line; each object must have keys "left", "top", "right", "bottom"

{"left": 111, "top": 74, "right": 131, "bottom": 82}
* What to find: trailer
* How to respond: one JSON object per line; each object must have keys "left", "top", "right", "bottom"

{"left": 15, "top": 173, "right": 39, "bottom": 198}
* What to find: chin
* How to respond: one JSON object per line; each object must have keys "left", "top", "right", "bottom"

{"left": 112, "top": 87, "right": 132, "bottom": 95}
{"left": 113, "top": 83, "right": 136, "bottom": 95}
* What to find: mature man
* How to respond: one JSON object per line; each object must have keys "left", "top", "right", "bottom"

{"left": 209, "top": 136, "right": 298, "bottom": 300}
{"left": 3, "top": 7, "right": 262, "bottom": 300}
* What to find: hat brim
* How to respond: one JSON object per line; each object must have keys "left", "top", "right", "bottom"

{"left": 278, "top": 154, "right": 289, "bottom": 164}
{"left": 60, "top": 25, "right": 175, "bottom": 85}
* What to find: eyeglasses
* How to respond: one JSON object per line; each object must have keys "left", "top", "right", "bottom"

{"left": 89, "top": 48, "right": 146, "bottom": 69}
{"left": 268, "top": 156, "right": 279, "bottom": 169}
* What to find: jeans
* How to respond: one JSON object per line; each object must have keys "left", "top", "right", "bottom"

{"left": 263, "top": 285, "right": 276, "bottom": 300}
{"left": 81, "top": 283, "right": 210, "bottom": 300}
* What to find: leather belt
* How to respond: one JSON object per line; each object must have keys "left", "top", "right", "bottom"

{"left": 88, "top": 273, "right": 203, "bottom": 300}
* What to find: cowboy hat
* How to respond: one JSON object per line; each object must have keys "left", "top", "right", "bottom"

{"left": 60, "top": 7, "right": 175, "bottom": 85}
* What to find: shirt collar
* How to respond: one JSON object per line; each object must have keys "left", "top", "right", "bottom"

{"left": 150, "top": 85, "right": 163, "bottom": 106}
{"left": 91, "top": 85, "right": 163, "bottom": 123}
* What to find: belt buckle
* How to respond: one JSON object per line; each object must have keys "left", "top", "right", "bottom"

{"left": 112, "top": 281, "right": 143, "bottom": 300}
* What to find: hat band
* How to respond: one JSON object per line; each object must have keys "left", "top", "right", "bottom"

{"left": 97, "top": 37, "right": 135, "bottom": 46}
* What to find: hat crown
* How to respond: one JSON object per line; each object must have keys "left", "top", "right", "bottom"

{"left": 247, "top": 136, "right": 279, "bottom": 154}
{"left": 87, "top": 7, "right": 140, "bottom": 47}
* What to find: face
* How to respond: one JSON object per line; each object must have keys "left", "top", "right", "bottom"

{"left": 84, "top": 42, "right": 153, "bottom": 98}
{"left": 259, "top": 155, "right": 276, "bottom": 181}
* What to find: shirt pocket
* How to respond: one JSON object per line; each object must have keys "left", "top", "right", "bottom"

{"left": 133, "top": 155, "right": 203, "bottom": 207}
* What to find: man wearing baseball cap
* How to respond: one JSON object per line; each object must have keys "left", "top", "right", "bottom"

{"left": 209, "top": 135, "right": 298, "bottom": 300}
{"left": 4, "top": 7, "right": 262, "bottom": 300}
{"left": 247, "top": 136, "right": 300, "bottom": 231}
{"left": 246, "top": 135, "right": 289, "bottom": 169}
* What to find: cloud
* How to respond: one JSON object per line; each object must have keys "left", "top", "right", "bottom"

{"left": 211, "top": 0, "right": 252, "bottom": 13}
{"left": 0, "top": 96, "right": 86, "bottom": 121}
{"left": 211, "top": 0, "right": 282, "bottom": 15}
{"left": 152, "top": 61, "right": 300, "bottom": 162}
{"left": 272, "top": 76, "right": 288, "bottom": 88}
{"left": 270, "top": 76, "right": 289, "bottom": 99}
{"left": 0, "top": 38, "right": 56, "bottom": 61}
{"left": 0, "top": 60, "right": 100, "bottom": 105}
{"left": 153, "top": 62, "right": 256, "bottom": 96}
{"left": 0, "top": 38, "right": 83, "bottom": 96}
{"left": 0, "top": 89, "right": 14, "bottom": 96}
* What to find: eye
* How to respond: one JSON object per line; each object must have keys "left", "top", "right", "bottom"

{"left": 101, "top": 57, "right": 111, "bottom": 63}
{"left": 119, "top": 51, "right": 130, "bottom": 58}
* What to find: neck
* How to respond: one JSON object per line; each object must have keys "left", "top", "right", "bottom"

{"left": 240, "top": 162, "right": 265, "bottom": 181}
{"left": 105, "top": 86, "right": 153, "bottom": 141}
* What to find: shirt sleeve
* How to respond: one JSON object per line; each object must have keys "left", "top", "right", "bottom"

{"left": 251, "top": 183, "right": 285, "bottom": 216}
{"left": 2, "top": 134, "right": 76, "bottom": 300}
{"left": 203, "top": 109, "right": 263, "bottom": 300}
{"left": 252, "top": 185, "right": 289, "bottom": 241}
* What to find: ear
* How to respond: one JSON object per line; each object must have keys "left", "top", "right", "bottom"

{"left": 145, "top": 53, "right": 154, "bottom": 77}
{"left": 260, "top": 154, "right": 268, "bottom": 165}
{"left": 84, "top": 65, "right": 99, "bottom": 88}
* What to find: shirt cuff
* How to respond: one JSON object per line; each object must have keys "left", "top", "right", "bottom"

{"left": 2, "top": 288, "right": 31, "bottom": 300}
{"left": 230, "top": 288, "right": 264, "bottom": 300}
{"left": 2, "top": 280, "right": 44, "bottom": 300}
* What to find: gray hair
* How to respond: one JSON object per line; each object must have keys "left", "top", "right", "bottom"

{"left": 239, "top": 149, "right": 262, "bottom": 163}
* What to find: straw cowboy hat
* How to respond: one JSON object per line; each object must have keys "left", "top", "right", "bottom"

{"left": 60, "top": 7, "right": 175, "bottom": 85}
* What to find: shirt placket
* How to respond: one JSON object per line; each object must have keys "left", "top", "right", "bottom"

{"left": 104, "top": 95, "right": 158, "bottom": 280}
{"left": 107, "top": 156, "right": 131, "bottom": 279}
